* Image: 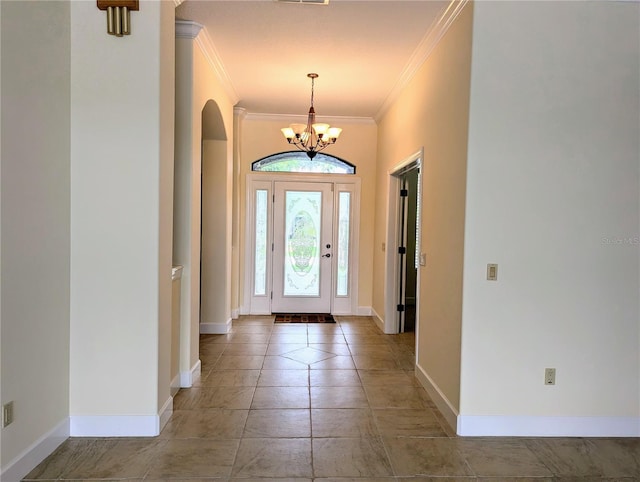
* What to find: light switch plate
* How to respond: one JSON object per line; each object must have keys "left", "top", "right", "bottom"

{"left": 419, "top": 253, "right": 426, "bottom": 266}
{"left": 487, "top": 264, "right": 498, "bottom": 281}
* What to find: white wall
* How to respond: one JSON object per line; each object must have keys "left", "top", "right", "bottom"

{"left": 69, "top": 0, "right": 174, "bottom": 434}
{"left": 460, "top": 0, "right": 640, "bottom": 436}
{"left": 1, "top": 0, "right": 70, "bottom": 475}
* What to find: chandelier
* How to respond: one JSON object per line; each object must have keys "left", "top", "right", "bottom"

{"left": 281, "top": 73, "right": 342, "bottom": 159}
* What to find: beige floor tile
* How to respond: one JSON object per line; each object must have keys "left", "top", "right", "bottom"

{"left": 243, "top": 409, "right": 311, "bottom": 437}
{"left": 203, "top": 369, "right": 261, "bottom": 386}
{"left": 312, "top": 409, "right": 379, "bottom": 437}
{"left": 146, "top": 439, "right": 239, "bottom": 478}
{"left": 311, "top": 386, "right": 369, "bottom": 408}
{"left": 358, "top": 369, "right": 418, "bottom": 386}
{"left": 313, "top": 479, "right": 398, "bottom": 482}
{"left": 312, "top": 437, "right": 393, "bottom": 477}
{"left": 25, "top": 317, "right": 637, "bottom": 482}
{"left": 310, "top": 355, "right": 356, "bottom": 370}
{"left": 25, "top": 438, "right": 96, "bottom": 479}
{"left": 525, "top": 438, "right": 640, "bottom": 478}
{"left": 231, "top": 479, "right": 312, "bottom": 482}
{"left": 352, "top": 353, "right": 402, "bottom": 370}
{"left": 200, "top": 354, "right": 222, "bottom": 371}
{"left": 456, "top": 438, "right": 554, "bottom": 477}
{"left": 308, "top": 334, "right": 347, "bottom": 344}
{"left": 262, "top": 355, "right": 309, "bottom": 369}
{"left": 394, "top": 353, "right": 417, "bottom": 370}
{"left": 232, "top": 438, "right": 313, "bottom": 478}
{"left": 172, "top": 409, "right": 248, "bottom": 439}
{"left": 228, "top": 332, "right": 272, "bottom": 344}
{"left": 190, "top": 386, "right": 255, "bottom": 409}
{"left": 200, "top": 343, "right": 227, "bottom": 357}
{"left": 282, "top": 346, "right": 337, "bottom": 364}
{"left": 214, "top": 354, "right": 265, "bottom": 370}
{"left": 251, "top": 386, "right": 310, "bottom": 408}
{"left": 365, "top": 384, "right": 430, "bottom": 409}
{"left": 61, "top": 439, "right": 165, "bottom": 479}
{"left": 230, "top": 325, "right": 273, "bottom": 334}
{"left": 222, "top": 343, "right": 268, "bottom": 355}
{"left": 310, "top": 369, "right": 361, "bottom": 386}
{"left": 258, "top": 369, "right": 310, "bottom": 386}
{"left": 158, "top": 410, "right": 188, "bottom": 439}
{"left": 343, "top": 334, "right": 391, "bottom": 345}
{"left": 383, "top": 437, "right": 474, "bottom": 477}
{"left": 266, "top": 343, "right": 308, "bottom": 356}
{"left": 172, "top": 387, "right": 201, "bottom": 409}
{"left": 348, "top": 344, "right": 393, "bottom": 355}
{"left": 309, "top": 343, "right": 352, "bottom": 356}
{"left": 373, "top": 408, "right": 448, "bottom": 437}
{"left": 269, "top": 333, "right": 309, "bottom": 344}
{"left": 307, "top": 324, "right": 342, "bottom": 333}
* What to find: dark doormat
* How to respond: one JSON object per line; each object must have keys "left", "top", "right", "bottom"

{"left": 274, "top": 313, "right": 335, "bottom": 323}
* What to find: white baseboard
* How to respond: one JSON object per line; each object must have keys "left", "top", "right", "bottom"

{"left": 370, "top": 307, "right": 384, "bottom": 333}
{"left": 200, "top": 318, "right": 232, "bottom": 334}
{"left": 159, "top": 397, "right": 173, "bottom": 433}
{"left": 457, "top": 415, "right": 640, "bottom": 437}
{"left": 70, "top": 415, "right": 160, "bottom": 437}
{"left": 357, "top": 306, "right": 372, "bottom": 316}
{"left": 415, "top": 362, "right": 458, "bottom": 432}
{"left": 231, "top": 308, "right": 239, "bottom": 319}
{"left": 1, "top": 418, "right": 69, "bottom": 482}
{"left": 180, "top": 359, "right": 201, "bottom": 388}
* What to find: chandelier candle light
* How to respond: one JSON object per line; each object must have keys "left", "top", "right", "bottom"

{"left": 281, "top": 73, "right": 342, "bottom": 159}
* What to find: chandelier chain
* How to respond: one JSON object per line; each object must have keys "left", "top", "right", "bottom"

{"left": 280, "top": 72, "right": 342, "bottom": 159}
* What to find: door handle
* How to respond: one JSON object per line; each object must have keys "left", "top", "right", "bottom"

{"left": 323, "top": 253, "right": 331, "bottom": 258}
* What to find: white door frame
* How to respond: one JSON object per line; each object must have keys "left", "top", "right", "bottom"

{"left": 384, "top": 149, "right": 423, "bottom": 335}
{"left": 243, "top": 172, "right": 361, "bottom": 315}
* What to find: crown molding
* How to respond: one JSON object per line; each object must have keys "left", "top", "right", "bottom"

{"left": 175, "top": 19, "right": 203, "bottom": 39}
{"left": 244, "top": 112, "right": 376, "bottom": 125}
{"left": 375, "top": 0, "right": 470, "bottom": 122}
{"left": 193, "top": 27, "right": 240, "bottom": 106}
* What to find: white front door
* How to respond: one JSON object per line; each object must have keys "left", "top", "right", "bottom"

{"left": 271, "top": 181, "right": 333, "bottom": 313}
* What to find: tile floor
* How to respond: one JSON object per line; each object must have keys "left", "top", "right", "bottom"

{"left": 25, "top": 316, "right": 640, "bottom": 481}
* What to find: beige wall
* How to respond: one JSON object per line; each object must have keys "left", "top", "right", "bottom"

{"left": 460, "top": 0, "right": 640, "bottom": 425}
{"left": 1, "top": 0, "right": 71, "bottom": 469}
{"left": 201, "top": 139, "right": 230, "bottom": 325}
{"left": 174, "top": 25, "right": 234, "bottom": 376}
{"left": 238, "top": 115, "right": 377, "bottom": 313}
{"left": 374, "top": 2, "right": 474, "bottom": 412}
{"left": 69, "top": 0, "right": 173, "bottom": 425}
{"left": 157, "top": 0, "right": 175, "bottom": 421}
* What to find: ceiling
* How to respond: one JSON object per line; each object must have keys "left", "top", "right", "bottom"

{"left": 175, "top": 0, "right": 451, "bottom": 119}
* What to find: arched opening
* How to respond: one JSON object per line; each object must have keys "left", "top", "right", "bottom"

{"left": 200, "top": 100, "right": 231, "bottom": 333}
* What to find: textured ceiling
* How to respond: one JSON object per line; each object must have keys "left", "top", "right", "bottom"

{"left": 176, "top": 1, "right": 450, "bottom": 119}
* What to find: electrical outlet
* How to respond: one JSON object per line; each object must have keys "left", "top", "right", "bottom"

{"left": 544, "top": 368, "right": 556, "bottom": 385}
{"left": 3, "top": 401, "right": 14, "bottom": 427}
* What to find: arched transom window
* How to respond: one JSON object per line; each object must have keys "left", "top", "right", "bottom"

{"left": 252, "top": 151, "right": 355, "bottom": 174}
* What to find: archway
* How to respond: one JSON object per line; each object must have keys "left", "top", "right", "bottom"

{"left": 200, "top": 100, "right": 231, "bottom": 333}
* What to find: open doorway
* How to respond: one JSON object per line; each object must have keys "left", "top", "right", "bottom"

{"left": 384, "top": 150, "right": 422, "bottom": 335}
{"left": 400, "top": 168, "right": 419, "bottom": 332}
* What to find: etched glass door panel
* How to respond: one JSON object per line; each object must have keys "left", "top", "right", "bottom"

{"left": 272, "top": 182, "right": 333, "bottom": 313}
